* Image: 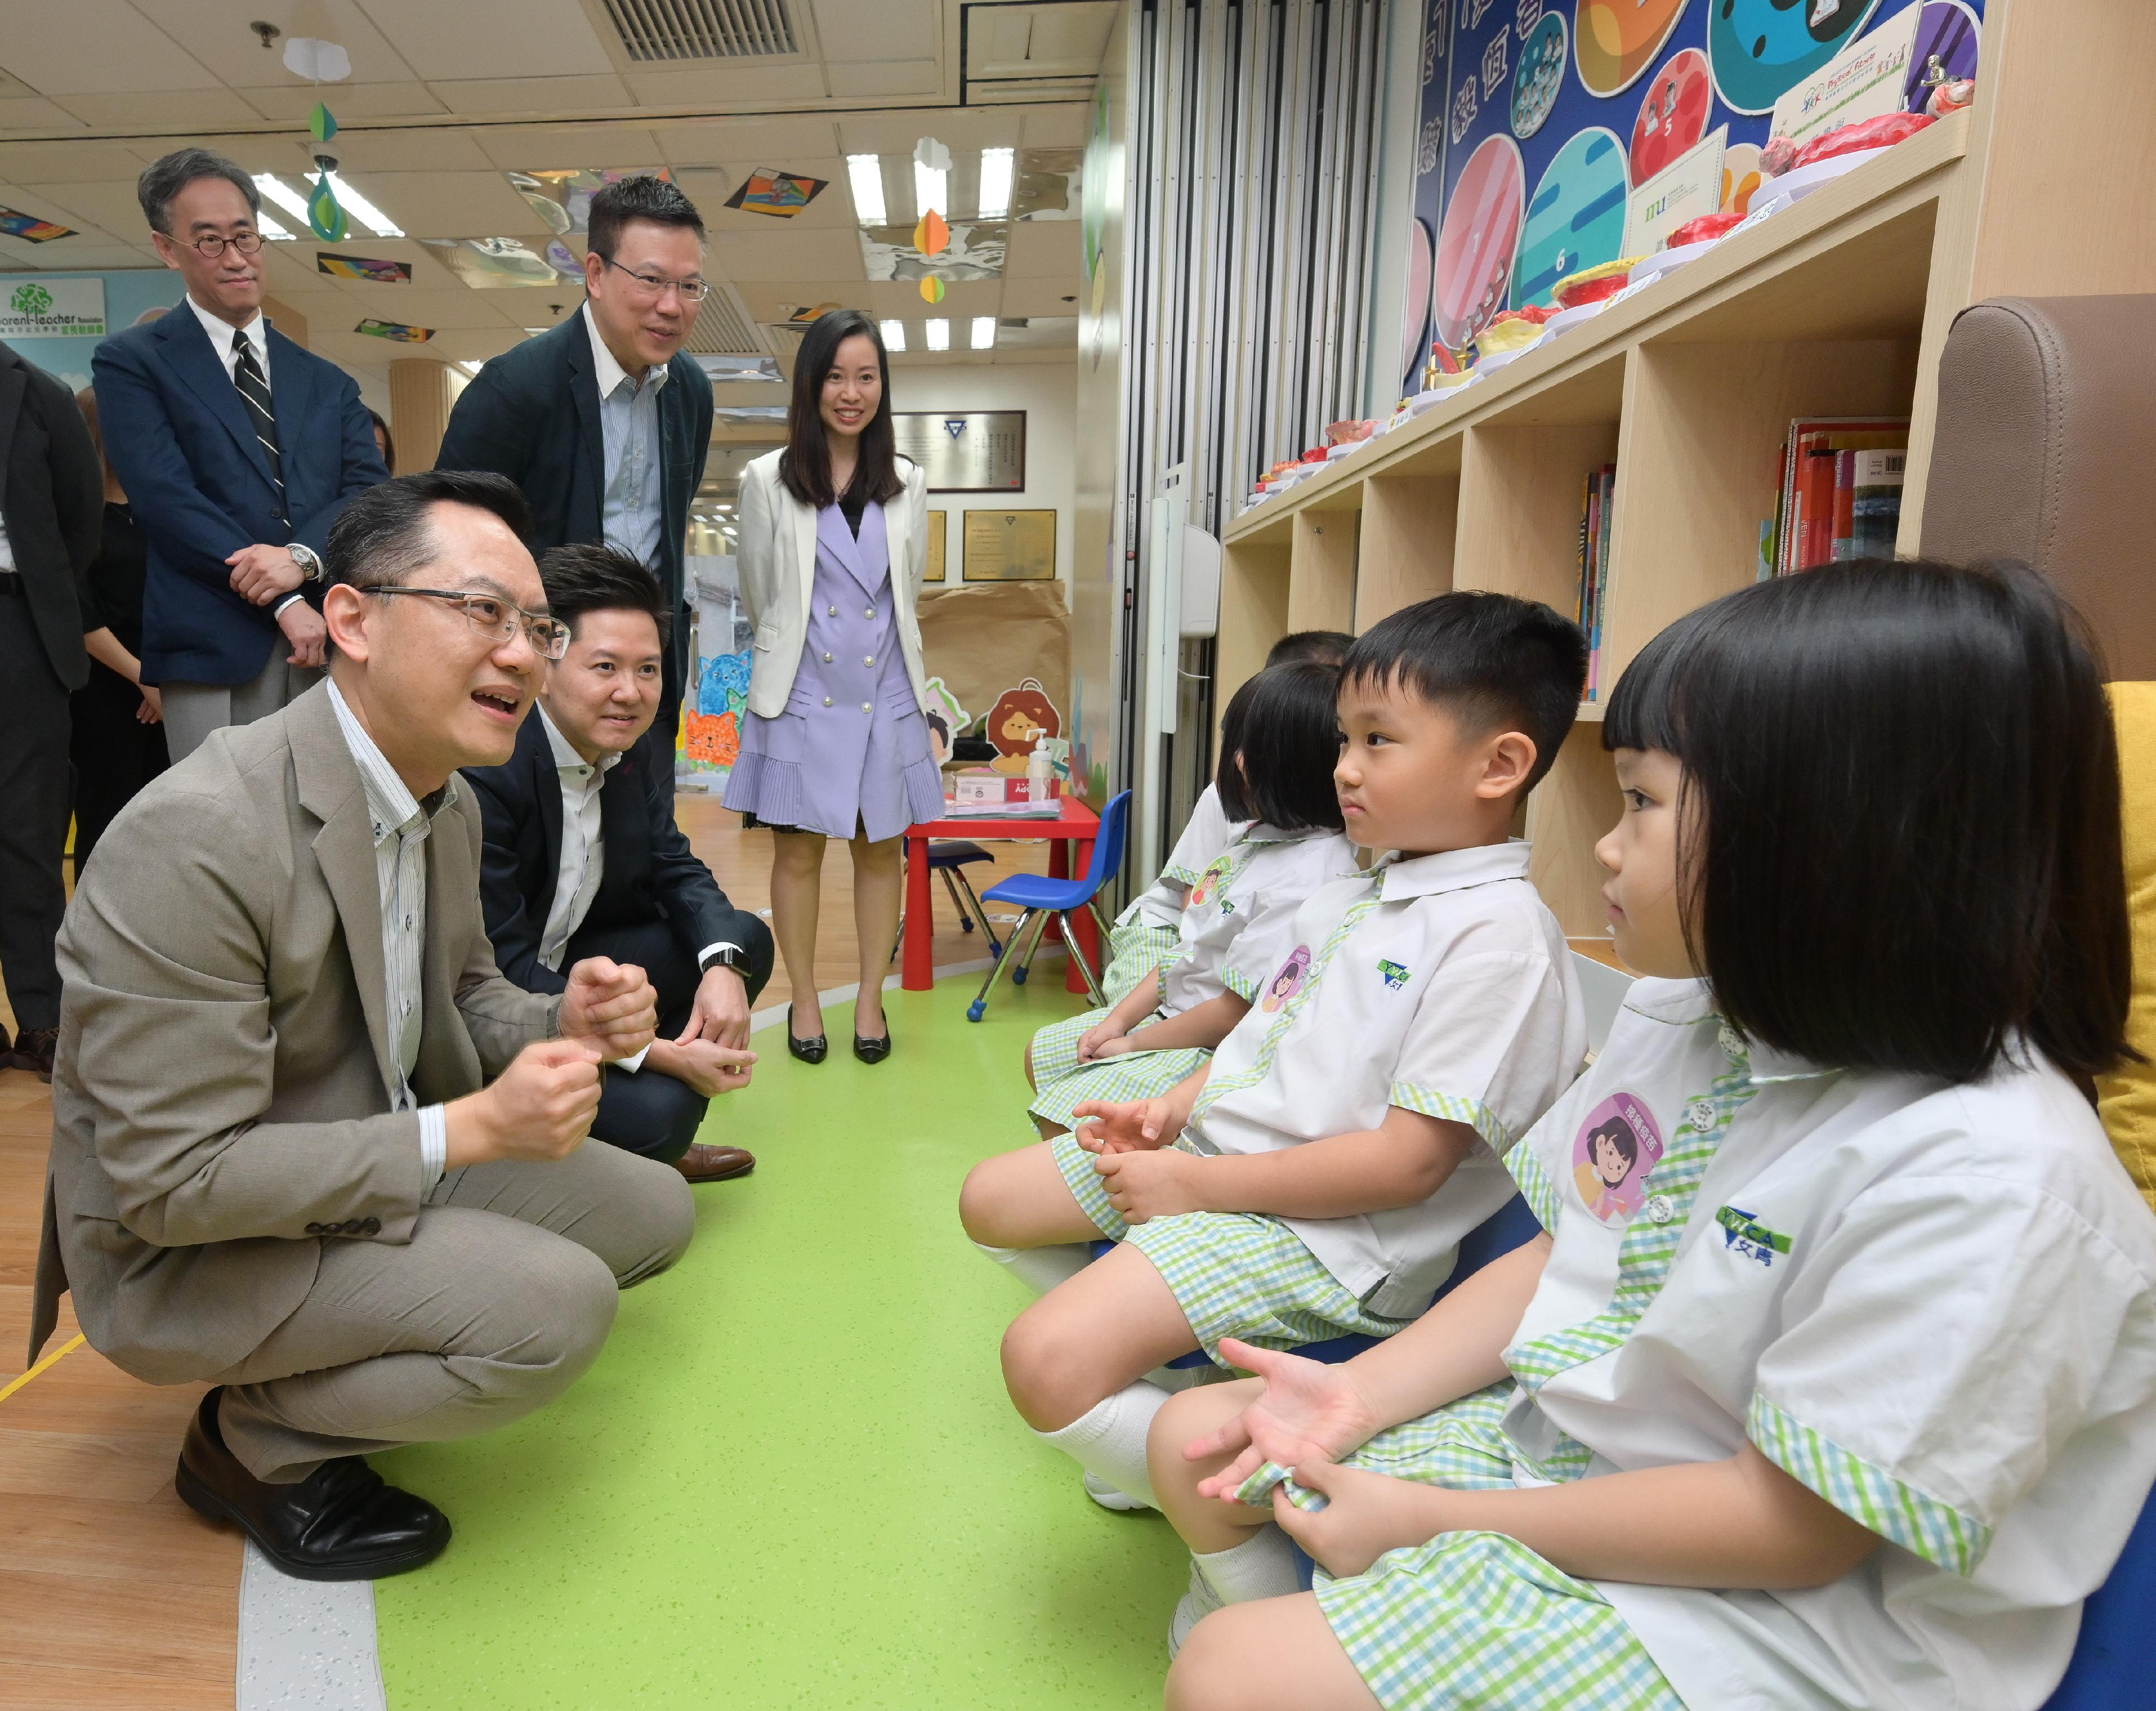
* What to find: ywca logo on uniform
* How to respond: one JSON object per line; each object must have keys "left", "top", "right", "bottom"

{"left": 1376, "top": 958, "right": 1411, "bottom": 990}
{"left": 11, "top": 282, "right": 52, "bottom": 316}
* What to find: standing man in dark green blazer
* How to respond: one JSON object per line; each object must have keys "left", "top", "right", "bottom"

{"left": 436, "top": 175, "right": 714, "bottom": 785}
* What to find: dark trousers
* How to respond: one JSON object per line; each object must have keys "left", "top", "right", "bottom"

{"left": 0, "top": 587, "right": 70, "bottom": 1033}
{"left": 563, "top": 916, "right": 769, "bottom": 1164}
{"left": 70, "top": 661, "right": 168, "bottom": 878}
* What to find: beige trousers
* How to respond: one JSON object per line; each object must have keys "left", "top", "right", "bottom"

{"left": 209, "top": 1141, "right": 694, "bottom": 1482}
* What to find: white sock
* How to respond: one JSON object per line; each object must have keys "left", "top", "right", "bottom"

{"left": 972, "top": 1239, "right": 1093, "bottom": 1296}
{"left": 1194, "top": 1524, "right": 1299, "bottom": 1605}
{"left": 1034, "top": 1382, "right": 1170, "bottom": 1509}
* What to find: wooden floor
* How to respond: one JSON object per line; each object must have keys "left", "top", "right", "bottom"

{"left": 0, "top": 805, "right": 1051, "bottom": 1710}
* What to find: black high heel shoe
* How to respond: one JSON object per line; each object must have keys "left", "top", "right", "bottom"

{"left": 786, "top": 1004, "right": 828, "bottom": 1065}
{"left": 852, "top": 1026, "right": 892, "bottom": 1065}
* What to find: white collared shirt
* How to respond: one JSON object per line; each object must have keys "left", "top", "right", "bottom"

{"left": 583, "top": 302, "right": 667, "bottom": 571}
{"left": 1118, "top": 783, "right": 1248, "bottom": 935}
{"left": 186, "top": 292, "right": 270, "bottom": 383}
{"left": 1158, "top": 824, "right": 1359, "bottom": 1015}
{"left": 1499, "top": 978, "right": 2156, "bottom": 1711}
{"left": 1187, "top": 840, "right": 1585, "bottom": 1317}
{"left": 536, "top": 704, "right": 624, "bottom": 974}
{"left": 325, "top": 679, "right": 449, "bottom": 1186}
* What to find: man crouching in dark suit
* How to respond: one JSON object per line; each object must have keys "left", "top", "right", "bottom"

{"left": 464, "top": 543, "right": 773, "bottom": 1183}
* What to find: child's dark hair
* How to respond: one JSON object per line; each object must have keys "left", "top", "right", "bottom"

{"left": 1268, "top": 630, "right": 1354, "bottom": 668}
{"left": 1605, "top": 556, "right": 2133, "bottom": 1086}
{"left": 1588, "top": 1118, "right": 1638, "bottom": 1170}
{"left": 1217, "top": 661, "right": 1346, "bottom": 832}
{"left": 1342, "top": 593, "right": 1587, "bottom": 794}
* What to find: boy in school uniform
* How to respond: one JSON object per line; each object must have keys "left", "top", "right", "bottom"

{"left": 964, "top": 595, "right": 1588, "bottom": 1510}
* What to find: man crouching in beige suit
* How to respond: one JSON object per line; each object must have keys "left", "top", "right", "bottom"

{"left": 26, "top": 468, "right": 693, "bottom": 1582}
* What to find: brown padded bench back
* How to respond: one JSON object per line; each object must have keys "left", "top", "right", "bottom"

{"left": 1919, "top": 295, "right": 2156, "bottom": 682}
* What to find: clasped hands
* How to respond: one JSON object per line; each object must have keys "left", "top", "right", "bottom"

{"left": 1069, "top": 1094, "right": 1206, "bottom": 1223}
{"left": 226, "top": 544, "right": 327, "bottom": 668}
{"left": 1186, "top": 1339, "right": 1434, "bottom": 1579}
{"left": 646, "top": 963, "right": 757, "bottom": 1098}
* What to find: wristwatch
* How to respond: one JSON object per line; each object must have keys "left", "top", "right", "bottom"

{"left": 289, "top": 542, "right": 323, "bottom": 583}
{"left": 701, "top": 944, "right": 749, "bottom": 976}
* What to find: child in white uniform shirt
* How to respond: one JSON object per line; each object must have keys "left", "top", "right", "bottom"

{"left": 1016, "top": 664, "right": 1361, "bottom": 1137}
{"left": 1083, "top": 630, "right": 1353, "bottom": 1010}
{"left": 967, "top": 595, "right": 1588, "bottom": 1516}
{"left": 1152, "top": 559, "right": 2156, "bottom": 1711}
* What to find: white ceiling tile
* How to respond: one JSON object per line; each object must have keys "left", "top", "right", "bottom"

{"left": 0, "top": 141, "right": 158, "bottom": 183}
{"left": 812, "top": 0, "right": 937, "bottom": 60}
{"left": 51, "top": 91, "right": 266, "bottom": 130}
{"left": 1, "top": 0, "right": 220, "bottom": 94}
{"left": 835, "top": 110, "right": 1014, "bottom": 155}
{"left": 237, "top": 82, "right": 448, "bottom": 122}
{"left": 320, "top": 130, "right": 497, "bottom": 174}
{"left": 0, "top": 98, "right": 87, "bottom": 134}
{"left": 998, "top": 275, "right": 1085, "bottom": 317}
{"left": 351, "top": 171, "right": 550, "bottom": 239}
{"left": 18, "top": 181, "right": 146, "bottom": 239}
{"left": 1001, "top": 217, "right": 1079, "bottom": 279}
{"left": 128, "top": 133, "right": 318, "bottom": 174}
{"left": 1021, "top": 104, "right": 1095, "bottom": 149}
{"left": 653, "top": 118, "right": 839, "bottom": 166}
{"left": 471, "top": 125, "right": 665, "bottom": 170}
{"left": 130, "top": 0, "right": 420, "bottom": 85}
{"left": 708, "top": 225, "right": 866, "bottom": 283}
{"left": 827, "top": 60, "right": 940, "bottom": 98}
{"left": 320, "top": 286, "right": 520, "bottom": 330}
{"left": 425, "top": 74, "right": 634, "bottom": 115}
{"left": 358, "top": 0, "right": 617, "bottom": 81}
{"left": 620, "top": 65, "right": 829, "bottom": 106}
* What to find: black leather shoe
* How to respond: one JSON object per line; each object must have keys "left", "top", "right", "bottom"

{"left": 174, "top": 1387, "right": 450, "bottom": 1581}
{"left": 786, "top": 1004, "right": 827, "bottom": 1064}
{"left": 852, "top": 1028, "right": 893, "bottom": 1064}
{"left": 6, "top": 1024, "right": 57, "bottom": 1081}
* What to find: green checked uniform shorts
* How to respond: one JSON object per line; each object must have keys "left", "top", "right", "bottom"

{"left": 1102, "top": 918, "right": 1181, "bottom": 1005}
{"left": 1234, "top": 1384, "right": 1683, "bottom": 1711}
{"left": 1027, "top": 1043, "right": 1212, "bottom": 1131}
{"left": 1028, "top": 1005, "right": 1112, "bottom": 1091}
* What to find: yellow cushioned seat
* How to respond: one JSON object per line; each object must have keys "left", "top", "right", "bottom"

{"left": 2099, "top": 682, "right": 2156, "bottom": 1213}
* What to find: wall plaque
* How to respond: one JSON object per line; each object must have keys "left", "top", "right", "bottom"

{"left": 893, "top": 410, "right": 1026, "bottom": 492}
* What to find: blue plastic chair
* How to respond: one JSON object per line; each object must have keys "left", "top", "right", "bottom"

{"left": 895, "top": 840, "right": 1003, "bottom": 960}
{"left": 966, "top": 790, "right": 1132, "bottom": 1022}
{"left": 2043, "top": 1479, "right": 2156, "bottom": 1709}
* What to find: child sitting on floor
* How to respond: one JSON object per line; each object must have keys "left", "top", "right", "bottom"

{"left": 958, "top": 593, "right": 1588, "bottom": 1515}
{"left": 1091, "top": 630, "right": 1354, "bottom": 1006}
{"left": 1149, "top": 558, "right": 2156, "bottom": 1711}
{"left": 1022, "top": 662, "right": 1361, "bottom": 1142}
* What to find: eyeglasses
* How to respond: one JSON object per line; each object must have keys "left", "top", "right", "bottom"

{"left": 602, "top": 257, "right": 710, "bottom": 303}
{"left": 363, "top": 587, "right": 570, "bottom": 660}
{"left": 169, "top": 229, "right": 265, "bottom": 259}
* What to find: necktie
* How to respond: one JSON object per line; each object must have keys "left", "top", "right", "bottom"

{"left": 231, "top": 335, "right": 285, "bottom": 518}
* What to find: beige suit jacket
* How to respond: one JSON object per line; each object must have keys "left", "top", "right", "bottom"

{"left": 29, "top": 681, "right": 560, "bottom": 1382}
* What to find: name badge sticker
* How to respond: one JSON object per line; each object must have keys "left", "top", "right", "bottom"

{"left": 1262, "top": 944, "right": 1313, "bottom": 1013}
{"left": 1569, "top": 1092, "right": 1667, "bottom": 1225}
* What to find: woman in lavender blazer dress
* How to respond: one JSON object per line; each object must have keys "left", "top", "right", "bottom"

{"left": 723, "top": 311, "right": 941, "bottom": 1064}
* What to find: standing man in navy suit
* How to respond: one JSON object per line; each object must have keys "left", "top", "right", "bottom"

{"left": 436, "top": 175, "right": 714, "bottom": 789}
{"left": 94, "top": 148, "right": 388, "bottom": 762}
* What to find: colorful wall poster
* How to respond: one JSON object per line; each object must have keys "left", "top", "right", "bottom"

{"left": 1395, "top": 0, "right": 1986, "bottom": 394}
{"left": 0, "top": 270, "right": 183, "bottom": 390}
{"left": 0, "top": 277, "right": 105, "bottom": 340}
{"left": 724, "top": 169, "right": 827, "bottom": 217}
{"left": 317, "top": 252, "right": 412, "bottom": 283}
{"left": 0, "top": 206, "right": 77, "bottom": 243}
{"left": 356, "top": 318, "right": 435, "bottom": 342}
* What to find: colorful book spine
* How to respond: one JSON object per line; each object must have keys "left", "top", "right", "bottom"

{"left": 1591, "top": 463, "right": 1615, "bottom": 699}
{"left": 1831, "top": 450, "right": 1857, "bottom": 561}
{"left": 1851, "top": 448, "right": 1906, "bottom": 556}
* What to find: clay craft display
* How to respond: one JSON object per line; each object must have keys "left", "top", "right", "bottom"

{"left": 1551, "top": 258, "right": 1644, "bottom": 310}
{"left": 1666, "top": 210, "right": 1746, "bottom": 249}
{"left": 1472, "top": 305, "right": 1556, "bottom": 357}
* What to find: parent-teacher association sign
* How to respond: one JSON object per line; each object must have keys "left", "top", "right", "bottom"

{"left": 0, "top": 277, "right": 106, "bottom": 339}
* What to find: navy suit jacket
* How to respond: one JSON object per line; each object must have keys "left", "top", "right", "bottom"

{"left": 92, "top": 307, "right": 387, "bottom": 686}
{"left": 434, "top": 315, "right": 713, "bottom": 706}
{"left": 461, "top": 709, "right": 769, "bottom": 1000}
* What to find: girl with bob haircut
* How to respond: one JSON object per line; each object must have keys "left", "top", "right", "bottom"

{"left": 724, "top": 309, "right": 939, "bottom": 1066}
{"left": 1149, "top": 558, "right": 2156, "bottom": 1711}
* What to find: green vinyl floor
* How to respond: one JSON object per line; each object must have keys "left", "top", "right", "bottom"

{"left": 374, "top": 969, "right": 1188, "bottom": 1710}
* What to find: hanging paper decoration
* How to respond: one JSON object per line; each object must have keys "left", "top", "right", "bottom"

{"left": 308, "top": 172, "right": 349, "bottom": 242}
{"left": 287, "top": 40, "right": 353, "bottom": 83}
{"left": 913, "top": 209, "right": 949, "bottom": 256}
{"left": 919, "top": 275, "right": 946, "bottom": 305}
{"left": 309, "top": 101, "right": 338, "bottom": 146}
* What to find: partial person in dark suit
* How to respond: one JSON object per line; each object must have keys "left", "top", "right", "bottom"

{"left": 93, "top": 148, "right": 389, "bottom": 763}
{"left": 0, "top": 343, "right": 101, "bottom": 1080}
{"left": 68, "top": 387, "right": 169, "bottom": 879}
{"left": 464, "top": 544, "right": 774, "bottom": 1183}
{"left": 436, "top": 175, "right": 714, "bottom": 785}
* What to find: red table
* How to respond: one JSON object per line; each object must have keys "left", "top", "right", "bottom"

{"left": 902, "top": 796, "right": 1103, "bottom": 992}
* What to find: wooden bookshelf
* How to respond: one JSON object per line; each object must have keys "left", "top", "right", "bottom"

{"left": 1218, "top": 0, "right": 2156, "bottom": 942}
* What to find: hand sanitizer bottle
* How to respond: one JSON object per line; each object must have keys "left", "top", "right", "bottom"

{"left": 1027, "top": 737, "right": 1052, "bottom": 801}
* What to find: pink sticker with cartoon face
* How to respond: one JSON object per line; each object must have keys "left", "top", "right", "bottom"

{"left": 1261, "top": 944, "right": 1314, "bottom": 1013}
{"left": 1188, "top": 853, "right": 1233, "bottom": 908}
{"left": 1570, "top": 1092, "right": 1666, "bottom": 1224}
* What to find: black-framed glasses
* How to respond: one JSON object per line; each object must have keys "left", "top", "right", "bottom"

{"left": 363, "top": 587, "right": 570, "bottom": 660}
{"left": 602, "top": 257, "right": 710, "bottom": 302}
{"left": 171, "top": 230, "right": 265, "bottom": 259}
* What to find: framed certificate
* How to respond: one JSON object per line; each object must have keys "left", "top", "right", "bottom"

{"left": 963, "top": 508, "right": 1057, "bottom": 581}
{"left": 893, "top": 411, "right": 1026, "bottom": 492}
{"left": 924, "top": 510, "right": 948, "bottom": 582}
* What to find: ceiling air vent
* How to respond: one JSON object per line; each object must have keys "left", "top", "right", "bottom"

{"left": 685, "top": 283, "right": 771, "bottom": 357}
{"left": 601, "top": 0, "right": 797, "bottom": 61}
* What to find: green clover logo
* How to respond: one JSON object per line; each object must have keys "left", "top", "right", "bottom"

{"left": 11, "top": 282, "right": 53, "bottom": 316}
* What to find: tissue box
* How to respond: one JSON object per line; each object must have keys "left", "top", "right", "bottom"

{"left": 952, "top": 769, "right": 1060, "bottom": 804}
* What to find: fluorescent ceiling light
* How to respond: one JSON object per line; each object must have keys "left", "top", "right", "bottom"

{"left": 454, "top": 360, "right": 482, "bottom": 377}
{"left": 970, "top": 316, "right": 997, "bottom": 350}
{"left": 253, "top": 174, "right": 310, "bottom": 224}
{"left": 924, "top": 318, "right": 949, "bottom": 352}
{"left": 914, "top": 160, "right": 946, "bottom": 220}
{"left": 257, "top": 210, "right": 295, "bottom": 241}
{"left": 846, "top": 154, "right": 886, "bottom": 225}
{"left": 978, "top": 147, "right": 1015, "bottom": 219}
{"left": 326, "top": 174, "right": 403, "bottom": 238}
{"left": 879, "top": 318, "right": 906, "bottom": 353}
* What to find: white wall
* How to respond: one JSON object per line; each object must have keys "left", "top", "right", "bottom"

{"left": 889, "top": 360, "right": 1078, "bottom": 589}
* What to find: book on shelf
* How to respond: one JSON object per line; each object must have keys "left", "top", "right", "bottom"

{"left": 1765, "top": 417, "right": 1908, "bottom": 575}
{"left": 1573, "top": 462, "right": 1618, "bottom": 699}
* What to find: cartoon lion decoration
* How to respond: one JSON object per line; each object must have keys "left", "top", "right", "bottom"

{"left": 985, "top": 679, "right": 1062, "bottom": 774}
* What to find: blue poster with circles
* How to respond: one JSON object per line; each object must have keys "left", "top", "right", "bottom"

{"left": 1394, "top": 0, "right": 1985, "bottom": 395}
